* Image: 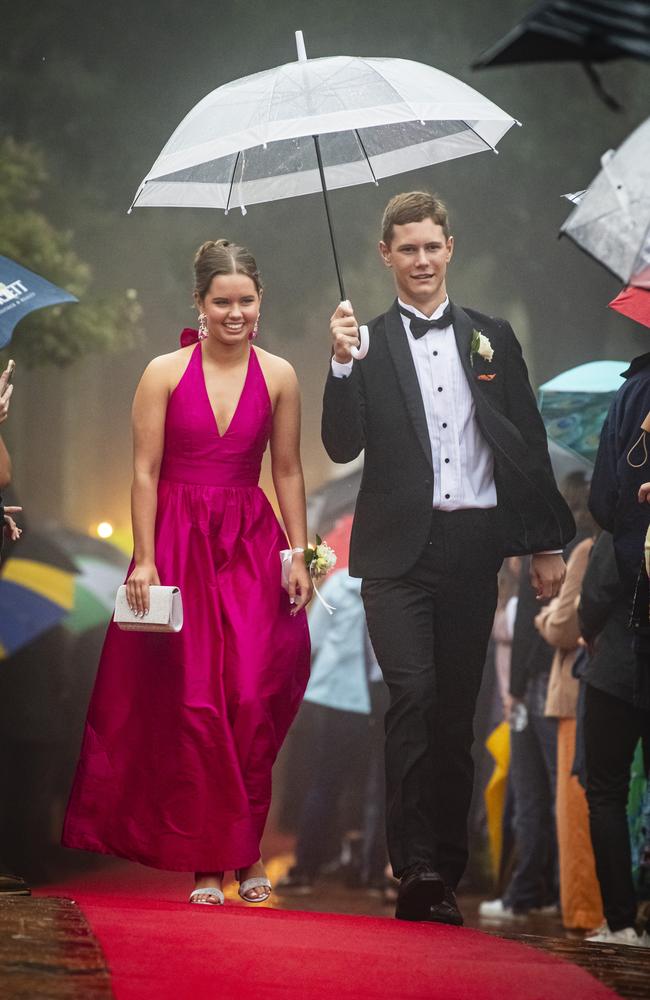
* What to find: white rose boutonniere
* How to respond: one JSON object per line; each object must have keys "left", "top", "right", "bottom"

{"left": 470, "top": 329, "right": 494, "bottom": 366}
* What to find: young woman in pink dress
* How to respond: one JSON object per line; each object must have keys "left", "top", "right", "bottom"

{"left": 63, "top": 240, "right": 312, "bottom": 905}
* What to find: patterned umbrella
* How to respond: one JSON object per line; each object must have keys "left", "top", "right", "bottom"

{"left": 538, "top": 360, "right": 626, "bottom": 465}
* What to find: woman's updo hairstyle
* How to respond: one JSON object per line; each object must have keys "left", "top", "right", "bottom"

{"left": 193, "top": 239, "right": 263, "bottom": 301}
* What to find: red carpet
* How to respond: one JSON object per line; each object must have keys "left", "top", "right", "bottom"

{"left": 39, "top": 864, "right": 618, "bottom": 1000}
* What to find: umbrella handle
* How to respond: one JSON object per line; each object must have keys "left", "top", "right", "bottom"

{"left": 350, "top": 324, "right": 369, "bottom": 360}
{"left": 338, "top": 301, "right": 369, "bottom": 360}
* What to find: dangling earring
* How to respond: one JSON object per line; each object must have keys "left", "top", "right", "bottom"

{"left": 198, "top": 313, "right": 208, "bottom": 340}
{"left": 249, "top": 314, "right": 260, "bottom": 341}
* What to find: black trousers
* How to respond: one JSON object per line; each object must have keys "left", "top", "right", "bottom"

{"left": 361, "top": 509, "right": 502, "bottom": 887}
{"left": 584, "top": 682, "right": 650, "bottom": 931}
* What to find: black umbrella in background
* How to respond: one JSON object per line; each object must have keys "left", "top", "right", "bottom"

{"left": 472, "top": 0, "right": 650, "bottom": 110}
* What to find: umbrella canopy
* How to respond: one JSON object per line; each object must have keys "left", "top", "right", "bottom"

{"left": 131, "top": 41, "right": 517, "bottom": 215}
{"left": 473, "top": 0, "right": 650, "bottom": 68}
{"left": 0, "top": 255, "right": 78, "bottom": 349}
{"left": 609, "top": 284, "right": 650, "bottom": 328}
{"left": 45, "top": 528, "right": 128, "bottom": 634}
{"left": 0, "top": 532, "right": 78, "bottom": 659}
{"left": 560, "top": 116, "right": 650, "bottom": 289}
{"left": 66, "top": 556, "right": 126, "bottom": 633}
{"left": 539, "top": 360, "right": 626, "bottom": 465}
{"left": 131, "top": 29, "right": 516, "bottom": 319}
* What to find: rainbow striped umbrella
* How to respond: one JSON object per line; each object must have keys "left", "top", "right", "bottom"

{"left": 0, "top": 533, "right": 78, "bottom": 659}
{"left": 43, "top": 528, "right": 128, "bottom": 634}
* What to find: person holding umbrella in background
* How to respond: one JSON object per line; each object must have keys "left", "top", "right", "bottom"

{"left": 0, "top": 358, "right": 27, "bottom": 896}
{"left": 322, "top": 190, "right": 574, "bottom": 926}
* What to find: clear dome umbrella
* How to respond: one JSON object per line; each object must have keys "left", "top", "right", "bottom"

{"left": 560, "top": 116, "right": 650, "bottom": 291}
{"left": 130, "top": 31, "right": 518, "bottom": 357}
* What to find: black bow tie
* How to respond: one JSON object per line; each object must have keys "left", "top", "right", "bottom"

{"left": 399, "top": 304, "right": 453, "bottom": 339}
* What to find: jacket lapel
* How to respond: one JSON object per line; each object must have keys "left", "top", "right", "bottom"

{"left": 451, "top": 302, "right": 481, "bottom": 405}
{"left": 451, "top": 301, "right": 529, "bottom": 469}
{"left": 384, "top": 301, "right": 433, "bottom": 469}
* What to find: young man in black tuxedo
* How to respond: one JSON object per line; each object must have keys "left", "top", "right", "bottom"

{"left": 321, "top": 192, "right": 574, "bottom": 925}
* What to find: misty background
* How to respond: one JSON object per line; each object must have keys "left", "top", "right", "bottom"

{"left": 2, "top": 0, "right": 649, "bottom": 538}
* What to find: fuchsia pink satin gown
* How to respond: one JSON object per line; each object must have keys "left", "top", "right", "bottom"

{"left": 63, "top": 333, "right": 310, "bottom": 871}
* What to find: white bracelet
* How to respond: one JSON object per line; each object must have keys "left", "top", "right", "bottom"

{"left": 291, "top": 547, "right": 305, "bottom": 555}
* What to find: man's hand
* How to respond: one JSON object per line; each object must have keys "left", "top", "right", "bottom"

{"left": 639, "top": 483, "right": 650, "bottom": 504}
{"left": 530, "top": 552, "right": 566, "bottom": 601}
{"left": 330, "top": 301, "right": 360, "bottom": 363}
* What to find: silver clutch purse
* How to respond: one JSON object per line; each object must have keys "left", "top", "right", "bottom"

{"left": 113, "top": 585, "right": 183, "bottom": 633}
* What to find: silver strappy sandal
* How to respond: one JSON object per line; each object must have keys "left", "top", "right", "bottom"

{"left": 235, "top": 867, "right": 272, "bottom": 903}
{"left": 189, "top": 886, "right": 225, "bottom": 905}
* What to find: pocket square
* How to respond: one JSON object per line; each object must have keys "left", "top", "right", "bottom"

{"left": 477, "top": 373, "right": 496, "bottom": 382}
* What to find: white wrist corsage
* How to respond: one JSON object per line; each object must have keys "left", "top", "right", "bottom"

{"left": 305, "top": 536, "right": 337, "bottom": 578}
{"left": 305, "top": 536, "right": 338, "bottom": 614}
{"left": 281, "top": 536, "right": 338, "bottom": 614}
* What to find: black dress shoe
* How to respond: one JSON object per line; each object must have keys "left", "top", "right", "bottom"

{"left": 427, "top": 887, "right": 464, "bottom": 926}
{"left": 395, "top": 865, "right": 445, "bottom": 921}
{"left": 275, "top": 867, "right": 314, "bottom": 895}
{"left": 0, "top": 873, "right": 31, "bottom": 895}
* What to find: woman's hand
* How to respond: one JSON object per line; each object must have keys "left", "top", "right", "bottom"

{"left": 288, "top": 554, "right": 313, "bottom": 615}
{"left": 126, "top": 562, "right": 160, "bottom": 617}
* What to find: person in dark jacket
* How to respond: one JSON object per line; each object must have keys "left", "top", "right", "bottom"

{"left": 579, "top": 531, "right": 650, "bottom": 947}
{"left": 322, "top": 192, "right": 573, "bottom": 926}
{"left": 0, "top": 359, "right": 28, "bottom": 896}
{"left": 589, "top": 353, "right": 650, "bottom": 596}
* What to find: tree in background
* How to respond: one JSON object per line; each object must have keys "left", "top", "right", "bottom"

{"left": 0, "top": 138, "right": 142, "bottom": 368}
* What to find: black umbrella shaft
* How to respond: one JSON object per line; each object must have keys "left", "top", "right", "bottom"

{"left": 312, "top": 134, "right": 346, "bottom": 302}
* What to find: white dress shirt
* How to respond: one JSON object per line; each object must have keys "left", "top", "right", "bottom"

{"left": 331, "top": 297, "right": 497, "bottom": 510}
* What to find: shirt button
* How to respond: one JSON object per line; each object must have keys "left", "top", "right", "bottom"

{"left": 442, "top": 422, "right": 448, "bottom": 428}
{"left": 438, "top": 386, "right": 443, "bottom": 392}
{"left": 433, "top": 350, "right": 438, "bottom": 356}
{"left": 444, "top": 458, "right": 450, "bottom": 464}
{"left": 445, "top": 493, "right": 450, "bottom": 500}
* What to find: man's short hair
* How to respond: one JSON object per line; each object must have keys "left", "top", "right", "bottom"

{"left": 381, "top": 192, "right": 451, "bottom": 245}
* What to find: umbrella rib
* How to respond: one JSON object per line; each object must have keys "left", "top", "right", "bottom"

{"left": 354, "top": 129, "right": 379, "bottom": 185}
{"left": 225, "top": 151, "right": 241, "bottom": 213}
{"left": 462, "top": 120, "right": 496, "bottom": 153}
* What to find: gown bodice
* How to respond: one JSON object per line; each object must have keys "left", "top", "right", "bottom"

{"left": 159, "top": 334, "right": 272, "bottom": 488}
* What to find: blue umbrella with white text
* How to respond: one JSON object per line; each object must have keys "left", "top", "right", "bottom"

{"left": 0, "top": 256, "right": 77, "bottom": 349}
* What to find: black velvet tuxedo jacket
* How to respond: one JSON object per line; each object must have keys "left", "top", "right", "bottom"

{"left": 321, "top": 300, "right": 575, "bottom": 580}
